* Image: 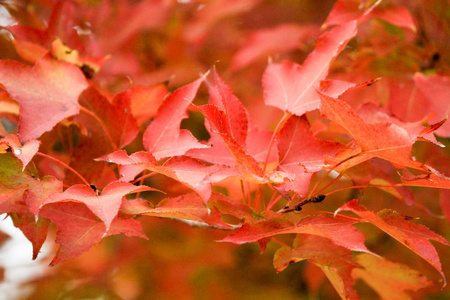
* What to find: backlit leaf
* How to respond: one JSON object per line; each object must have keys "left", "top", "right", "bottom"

{"left": 262, "top": 21, "right": 358, "bottom": 116}
{"left": 143, "top": 77, "right": 207, "bottom": 160}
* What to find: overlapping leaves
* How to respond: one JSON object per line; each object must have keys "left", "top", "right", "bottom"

{"left": 0, "top": 0, "right": 448, "bottom": 298}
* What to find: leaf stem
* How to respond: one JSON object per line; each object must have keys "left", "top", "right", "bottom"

{"left": 323, "top": 183, "right": 405, "bottom": 197}
{"left": 36, "top": 152, "right": 90, "bottom": 186}
{"left": 313, "top": 172, "right": 344, "bottom": 196}
{"left": 265, "top": 191, "right": 278, "bottom": 211}
{"left": 254, "top": 187, "right": 263, "bottom": 210}
{"left": 132, "top": 172, "right": 157, "bottom": 184}
{"left": 80, "top": 106, "right": 117, "bottom": 151}
{"left": 240, "top": 179, "right": 247, "bottom": 205}
{"left": 263, "top": 111, "right": 291, "bottom": 172}
{"left": 284, "top": 193, "right": 297, "bottom": 208}
{"left": 261, "top": 187, "right": 267, "bottom": 210}
{"left": 272, "top": 237, "right": 290, "bottom": 248}
{"left": 134, "top": 170, "right": 148, "bottom": 199}
{"left": 307, "top": 153, "right": 359, "bottom": 199}
{"left": 266, "top": 194, "right": 283, "bottom": 211}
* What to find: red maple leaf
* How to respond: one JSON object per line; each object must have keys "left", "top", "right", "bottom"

{"left": 98, "top": 150, "right": 238, "bottom": 200}
{"left": 0, "top": 134, "right": 40, "bottom": 170}
{"left": 197, "top": 104, "right": 265, "bottom": 180}
{"left": 143, "top": 77, "right": 208, "bottom": 160}
{"left": 352, "top": 254, "right": 433, "bottom": 299}
{"left": 39, "top": 201, "right": 147, "bottom": 266}
{"left": 277, "top": 115, "right": 342, "bottom": 173}
{"left": 187, "top": 72, "right": 269, "bottom": 181}
{"left": 120, "top": 191, "right": 265, "bottom": 230}
{"left": 120, "top": 193, "right": 232, "bottom": 230}
{"left": 114, "top": 84, "right": 167, "bottom": 127}
{"left": 188, "top": 70, "right": 249, "bottom": 165}
{"left": 274, "top": 234, "right": 360, "bottom": 299}
{"left": 207, "top": 192, "right": 264, "bottom": 224}
{"left": 356, "top": 103, "right": 443, "bottom": 146}
{"left": 261, "top": 1, "right": 382, "bottom": 117}
{"left": 0, "top": 54, "right": 88, "bottom": 143}
{"left": 188, "top": 72, "right": 279, "bottom": 180}
{"left": 42, "top": 181, "right": 155, "bottom": 230}
{"left": 344, "top": 159, "right": 417, "bottom": 207}
{"left": 77, "top": 86, "right": 140, "bottom": 150}
{"left": 268, "top": 115, "right": 343, "bottom": 197}
{"left": 336, "top": 200, "right": 450, "bottom": 284}
{"left": 208, "top": 70, "right": 249, "bottom": 146}
{"left": 324, "top": 0, "right": 416, "bottom": 31}
{"left": 413, "top": 73, "right": 450, "bottom": 137}
{"left": 262, "top": 21, "right": 359, "bottom": 116}
{"left": 222, "top": 214, "right": 373, "bottom": 254}
{"left": 319, "top": 91, "right": 423, "bottom": 170}
{"left": 399, "top": 168, "right": 450, "bottom": 189}
{"left": 388, "top": 74, "right": 450, "bottom": 138}
{"left": 0, "top": 154, "right": 63, "bottom": 215}
{"left": 0, "top": 1, "right": 448, "bottom": 297}
{"left": 10, "top": 212, "right": 51, "bottom": 260}
{"left": 0, "top": 153, "right": 62, "bottom": 258}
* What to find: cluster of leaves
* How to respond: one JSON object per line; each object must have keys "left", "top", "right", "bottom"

{"left": 0, "top": 0, "right": 449, "bottom": 298}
